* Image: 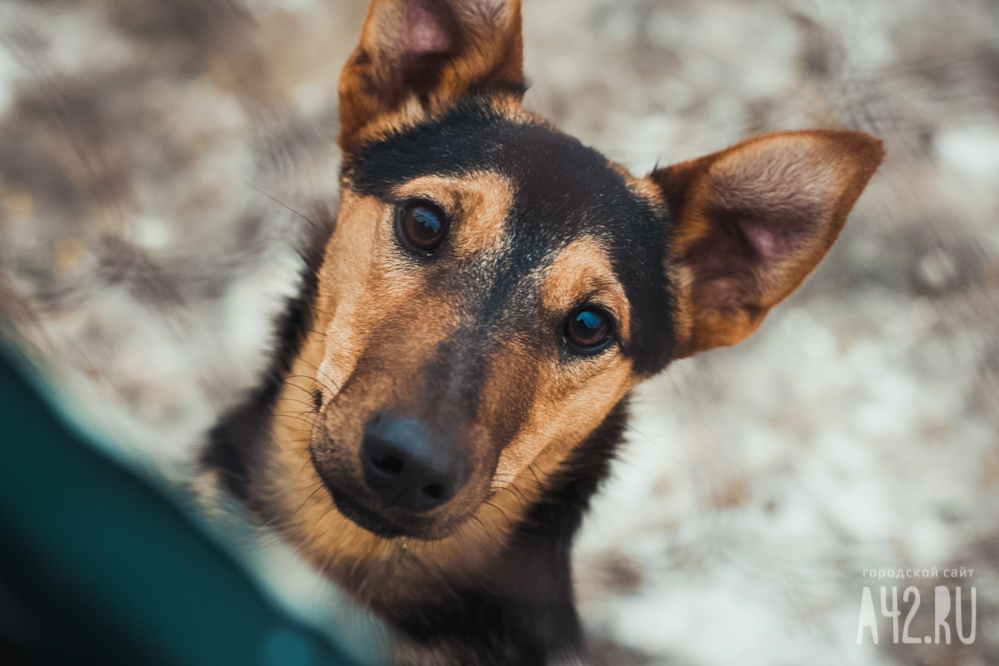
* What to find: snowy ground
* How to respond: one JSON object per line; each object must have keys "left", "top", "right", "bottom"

{"left": 2, "top": 0, "right": 999, "bottom": 664}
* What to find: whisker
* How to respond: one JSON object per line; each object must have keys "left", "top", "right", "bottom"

{"left": 245, "top": 181, "right": 313, "bottom": 226}
{"left": 498, "top": 484, "right": 528, "bottom": 510}
{"left": 281, "top": 397, "right": 321, "bottom": 410}
{"left": 280, "top": 409, "right": 321, "bottom": 430}
{"left": 527, "top": 464, "right": 545, "bottom": 492}
{"left": 483, "top": 500, "right": 514, "bottom": 531}
{"left": 293, "top": 480, "right": 328, "bottom": 517}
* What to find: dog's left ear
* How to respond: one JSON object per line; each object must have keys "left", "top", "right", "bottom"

{"left": 648, "top": 129, "right": 884, "bottom": 360}
{"left": 338, "top": 0, "right": 523, "bottom": 152}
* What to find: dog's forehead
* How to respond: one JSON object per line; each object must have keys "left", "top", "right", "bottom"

{"left": 344, "top": 101, "right": 676, "bottom": 372}
{"left": 349, "top": 104, "right": 645, "bottom": 234}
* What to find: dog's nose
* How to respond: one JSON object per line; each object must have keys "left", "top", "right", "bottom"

{"left": 361, "top": 414, "right": 470, "bottom": 512}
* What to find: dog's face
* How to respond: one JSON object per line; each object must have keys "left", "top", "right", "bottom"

{"left": 309, "top": 104, "right": 673, "bottom": 540}
{"left": 254, "top": 0, "right": 881, "bottom": 595}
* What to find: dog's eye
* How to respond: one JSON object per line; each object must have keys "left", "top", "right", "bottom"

{"left": 397, "top": 201, "right": 448, "bottom": 254}
{"left": 564, "top": 306, "right": 613, "bottom": 354}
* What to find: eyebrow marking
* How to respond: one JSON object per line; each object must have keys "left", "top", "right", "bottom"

{"left": 392, "top": 171, "right": 514, "bottom": 258}
{"left": 540, "top": 236, "right": 632, "bottom": 342}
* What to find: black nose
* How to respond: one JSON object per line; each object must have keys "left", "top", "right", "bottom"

{"left": 361, "top": 414, "right": 470, "bottom": 512}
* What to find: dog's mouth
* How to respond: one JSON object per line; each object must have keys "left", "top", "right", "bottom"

{"left": 323, "top": 480, "right": 410, "bottom": 539}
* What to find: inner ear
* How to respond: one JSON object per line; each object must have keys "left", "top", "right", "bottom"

{"left": 393, "top": 0, "right": 461, "bottom": 97}
{"left": 339, "top": 0, "right": 524, "bottom": 151}
{"left": 649, "top": 129, "right": 884, "bottom": 359}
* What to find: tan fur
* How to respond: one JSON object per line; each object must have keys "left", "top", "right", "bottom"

{"left": 312, "top": 193, "right": 390, "bottom": 396}
{"left": 490, "top": 345, "right": 636, "bottom": 487}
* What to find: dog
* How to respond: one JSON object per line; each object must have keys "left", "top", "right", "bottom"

{"left": 204, "top": 0, "right": 884, "bottom": 663}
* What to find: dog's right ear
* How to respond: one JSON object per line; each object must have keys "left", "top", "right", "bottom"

{"left": 338, "top": 0, "right": 524, "bottom": 152}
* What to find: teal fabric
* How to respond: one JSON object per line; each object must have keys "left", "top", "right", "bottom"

{"left": 0, "top": 345, "right": 364, "bottom": 665}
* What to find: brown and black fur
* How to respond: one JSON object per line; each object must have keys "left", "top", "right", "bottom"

{"left": 205, "top": 0, "right": 885, "bottom": 663}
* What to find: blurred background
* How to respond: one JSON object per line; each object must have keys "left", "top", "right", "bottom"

{"left": 1, "top": 0, "right": 998, "bottom": 664}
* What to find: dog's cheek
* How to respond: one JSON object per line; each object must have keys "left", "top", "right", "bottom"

{"left": 492, "top": 354, "right": 636, "bottom": 487}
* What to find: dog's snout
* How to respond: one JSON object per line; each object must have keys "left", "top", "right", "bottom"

{"left": 361, "top": 414, "right": 470, "bottom": 512}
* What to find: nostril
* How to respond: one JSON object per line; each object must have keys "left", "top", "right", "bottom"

{"left": 361, "top": 414, "right": 470, "bottom": 513}
{"left": 372, "top": 455, "right": 403, "bottom": 475}
{"left": 422, "top": 483, "right": 445, "bottom": 500}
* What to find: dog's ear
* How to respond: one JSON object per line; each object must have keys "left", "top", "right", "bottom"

{"left": 648, "top": 130, "right": 884, "bottom": 360}
{"left": 338, "top": 0, "right": 523, "bottom": 151}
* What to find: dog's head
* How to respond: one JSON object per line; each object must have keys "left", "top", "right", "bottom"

{"left": 258, "top": 0, "right": 881, "bottom": 588}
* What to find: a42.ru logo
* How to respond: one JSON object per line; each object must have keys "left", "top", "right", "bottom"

{"left": 857, "top": 585, "right": 976, "bottom": 645}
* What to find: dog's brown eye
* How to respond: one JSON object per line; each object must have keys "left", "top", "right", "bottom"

{"left": 564, "top": 307, "right": 613, "bottom": 353}
{"left": 397, "top": 201, "right": 448, "bottom": 254}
